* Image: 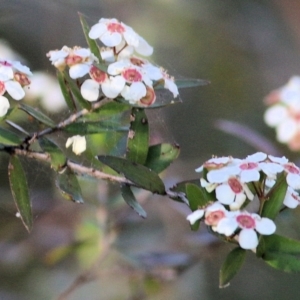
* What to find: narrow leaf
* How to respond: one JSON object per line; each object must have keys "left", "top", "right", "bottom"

{"left": 64, "top": 71, "right": 91, "bottom": 110}
{"left": 0, "top": 127, "right": 23, "bottom": 146}
{"left": 175, "top": 78, "right": 210, "bottom": 89}
{"left": 97, "top": 155, "right": 165, "bottom": 194}
{"left": 219, "top": 247, "right": 246, "bottom": 288}
{"left": 38, "top": 137, "right": 66, "bottom": 171}
{"left": 8, "top": 155, "right": 32, "bottom": 231}
{"left": 64, "top": 121, "right": 128, "bottom": 135}
{"left": 263, "top": 252, "right": 300, "bottom": 272}
{"left": 261, "top": 173, "right": 288, "bottom": 219}
{"left": 6, "top": 120, "right": 30, "bottom": 135}
{"left": 145, "top": 143, "right": 180, "bottom": 174}
{"left": 19, "top": 103, "right": 56, "bottom": 127}
{"left": 78, "top": 13, "right": 101, "bottom": 61}
{"left": 57, "top": 70, "right": 76, "bottom": 111}
{"left": 56, "top": 168, "right": 84, "bottom": 203}
{"left": 126, "top": 108, "right": 149, "bottom": 165}
{"left": 121, "top": 184, "right": 147, "bottom": 218}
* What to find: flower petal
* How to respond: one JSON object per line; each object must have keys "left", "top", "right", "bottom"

{"left": 186, "top": 209, "right": 204, "bottom": 225}
{"left": 238, "top": 229, "right": 258, "bottom": 249}
{"left": 0, "top": 96, "right": 10, "bottom": 117}
{"left": 80, "top": 79, "right": 99, "bottom": 102}
{"left": 5, "top": 80, "right": 24, "bottom": 100}
{"left": 255, "top": 218, "right": 276, "bottom": 235}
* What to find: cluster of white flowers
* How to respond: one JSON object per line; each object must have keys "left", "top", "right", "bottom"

{"left": 187, "top": 152, "right": 300, "bottom": 249}
{"left": 264, "top": 76, "right": 300, "bottom": 151}
{"left": 0, "top": 59, "right": 32, "bottom": 117}
{"left": 47, "top": 18, "right": 179, "bottom": 106}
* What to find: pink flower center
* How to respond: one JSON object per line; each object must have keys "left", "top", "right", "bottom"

{"left": 228, "top": 177, "right": 243, "bottom": 194}
{"left": 65, "top": 55, "right": 83, "bottom": 66}
{"left": 89, "top": 66, "right": 107, "bottom": 83}
{"left": 284, "top": 163, "right": 300, "bottom": 174}
{"left": 14, "top": 73, "right": 30, "bottom": 86}
{"left": 236, "top": 214, "right": 255, "bottom": 229}
{"left": 205, "top": 210, "right": 225, "bottom": 226}
{"left": 0, "top": 81, "right": 5, "bottom": 95}
{"left": 122, "top": 68, "right": 142, "bottom": 82}
{"left": 139, "top": 87, "right": 156, "bottom": 106}
{"left": 240, "top": 162, "right": 258, "bottom": 170}
{"left": 107, "top": 22, "right": 125, "bottom": 33}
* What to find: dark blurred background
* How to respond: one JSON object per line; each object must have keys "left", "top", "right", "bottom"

{"left": 1, "top": 0, "right": 300, "bottom": 299}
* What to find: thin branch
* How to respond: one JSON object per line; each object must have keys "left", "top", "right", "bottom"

{"left": 14, "top": 149, "right": 131, "bottom": 184}
{"left": 36, "top": 97, "right": 112, "bottom": 138}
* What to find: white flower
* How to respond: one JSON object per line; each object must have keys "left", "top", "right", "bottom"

{"left": 89, "top": 18, "right": 153, "bottom": 56}
{"left": 283, "top": 187, "right": 300, "bottom": 209}
{"left": 264, "top": 77, "right": 300, "bottom": 150}
{"left": 47, "top": 46, "right": 98, "bottom": 78}
{"left": 235, "top": 152, "right": 267, "bottom": 182}
{"left": 217, "top": 212, "right": 276, "bottom": 250}
{"left": 66, "top": 135, "right": 86, "bottom": 155}
{"left": 215, "top": 176, "right": 254, "bottom": 209}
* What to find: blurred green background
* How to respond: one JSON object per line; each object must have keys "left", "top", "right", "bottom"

{"left": 1, "top": 0, "right": 300, "bottom": 299}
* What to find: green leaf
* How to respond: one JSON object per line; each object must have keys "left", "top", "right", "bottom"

{"left": 64, "top": 121, "right": 128, "bottom": 135}
{"left": 97, "top": 155, "right": 165, "bottom": 194}
{"left": 78, "top": 13, "right": 101, "bottom": 61}
{"left": 57, "top": 70, "right": 76, "bottom": 111}
{"left": 19, "top": 103, "right": 56, "bottom": 127}
{"left": 145, "top": 143, "right": 180, "bottom": 174}
{"left": 262, "top": 234, "right": 300, "bottom": 255}
{"left": 121, "top": 184, "right": 147, "bottom": 218}
{"left": 8, "top": 155, "right": 32, "bottom": 232}
{"left": 0, "top": 127, "right": 23, "bottom": 146}
{"left": 219, "top": 247, "right": 246, "bottom": 288}
{"left": 186, "top": 183, "right": 213, "bottom": 230}
{"left": 261, "top": 173, "right": 288, "bottom": 220}
{"left": 186, "top": 183, "right": 211, "bottom": 210}
{"left": 92, "top": 101, "right": 131, "bottom": 119}
{"left": 168, "top": 179, "right": 200, "bottom": 203}
{"left": 38, "top": 137, "right": 66, "bottom": 171}
{"left": 263, "top": 252, "right": 300, "bottom": 272}
{"left": 56, "top": 167, "right": 84, "bottom": 203}
{"left": 64, "top": 71, "right": 91, "bottom": 110}
{"left": 126, "top": 108, "right": 149, "bottom": 165}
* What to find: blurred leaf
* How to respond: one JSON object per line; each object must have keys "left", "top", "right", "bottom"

{"left": 78, "top": 13, "right": 101, "bottom": 61}
{"left": 8, "top": 155, "right": 32, "bottom": 232}
{"left": 56, "top": 167, "right": 84, "bottom": 203}
{"left": 64, "top": 71, "right": 91, "bottom": 110}
{"left": 263, "top": 252, "right": 300, "bottom": 272}
{"left": 57, "top": 70, "right": 76, "bottom": 111}
{"left": 38, "top": 137, "right": 66, "bottom": 171}
{"left": 121, "top": 184, "right": 147, "bottom": 218}
{"left": 261, "top": 173, "right": 288, "bottom": 220}
{"left": 97, "top": 155, "right": 165, "bottom": 194}
{"left": 145, "top": 143, "right": 180, "bottom": 174}
{"left": 127, "top": 108, "right": 149, "bottom": 165}
{"left": 0, "top": 127, "right": 23, "bottom": 146}
{"left": 262, "top": 234, "right": 300, "bottom": 254}
{"left": 64, "top": 121, "right": 128, "bottom": 134}
{"left": 19, "top": 103, "right": 56, "bottom": 127}
{"left": 6, "top": 120, "right": 30, "bottom": 135}
{"left": 219, "top": 247, "right": 246, "bottom": 288}
{"left": 155, "top": 78, "right": 209, "bottom": 90}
